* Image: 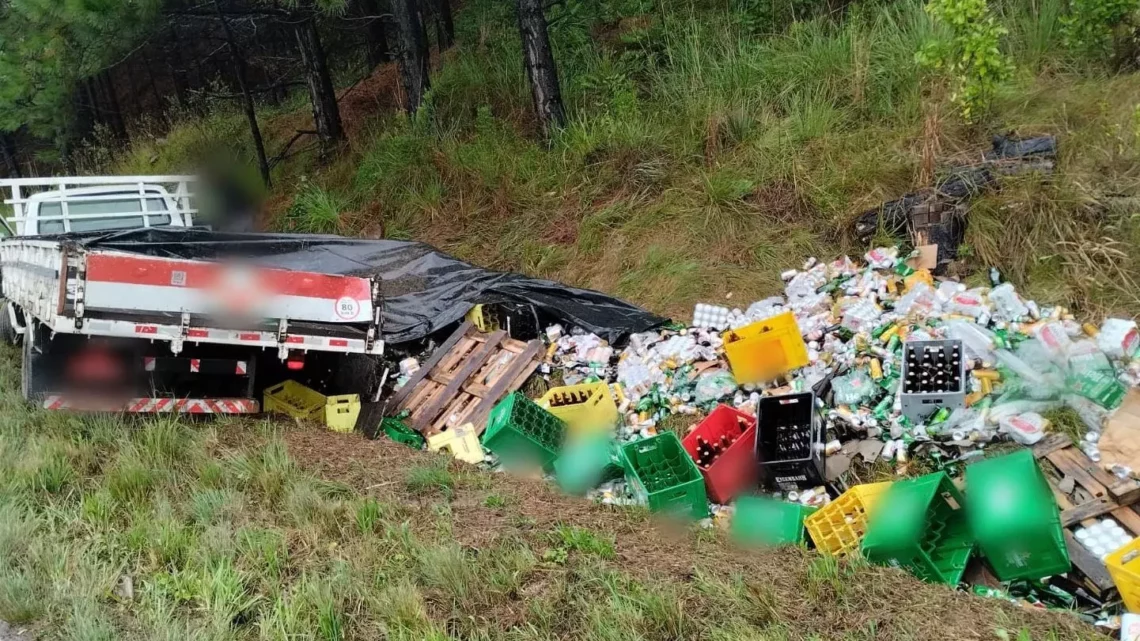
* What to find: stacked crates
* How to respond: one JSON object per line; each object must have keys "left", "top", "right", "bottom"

{"left": 965, "top": 449, "right": 1070, "bottom": 580}
{"left": 732, "top": 496, "right": 816, "bottom": 546}
{"left": 538, "top": 382, "right": 619, "bottom": 436}
{"left": 681, "top": 404, "right": 757, "bottom": 504}
{"left": 722, "top": 311, "right": 809, "bottom": 385}
{"left": 756, "top": 392, "right": 825, "bottom": 492}
{"left": 620, "top": 432, "right": 709, "bottom": 520}
{"left": 481, "top": 392, "right": 567, "bottom": 471}
{"left": 805, "top": 482, "right": 892, "bottom": 556}
{"left": 861, "top": 472, "right": 974, "bottom": 585}
{"left": 263, "top": 380, "right": 361, "bottom": 432}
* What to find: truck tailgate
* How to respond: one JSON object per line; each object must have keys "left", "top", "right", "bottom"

{"left": 83, "top": 251, "right": 374, "bottom": 325}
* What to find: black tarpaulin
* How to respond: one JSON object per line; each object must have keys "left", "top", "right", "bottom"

{"left": 58, "top": 227, "right": 666, "bottom": 343}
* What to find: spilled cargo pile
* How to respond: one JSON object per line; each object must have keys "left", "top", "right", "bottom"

{"left": 369, "top": 246, "right": 1140, "bottom": 633}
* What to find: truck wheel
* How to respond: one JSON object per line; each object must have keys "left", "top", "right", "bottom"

{"left": 0, "top": 301, "right": 17, "bottom": 346}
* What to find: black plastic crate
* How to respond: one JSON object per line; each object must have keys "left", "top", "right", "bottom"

{"left": 756, "top": 392, "right": 825, "bottom": 492}
{"left": 900, "top": 339, "right": 966, "bottom": 421}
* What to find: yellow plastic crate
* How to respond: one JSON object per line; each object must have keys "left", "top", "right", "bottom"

{"left": 722, "top": 311, "right": 809, "bottom": 384}
{"left": 466, "top": 304, "right": 500, "bottom": 332}
{"left": 538, "top": 382, "right": 619, "bottom": 436}
{"left": 805, "top": 482, "right": 892, "bottom": 556}
{"left": 1106, "top": 538, "right": 1140, "bottom": 611}
{"left": 324, "top": 394, "right": 361, "bottom": 433}
{"left": 264, "top": 381, "right": 360, "bottom": 432}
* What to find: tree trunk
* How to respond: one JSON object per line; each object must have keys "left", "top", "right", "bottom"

{"left": 516, "top": 0, "right": 565, "bottom": 139}
{"left": 97, "top": 70, "right": 129, "bottom": 142}
{"left": 0, "top": 133, "right": 21, "bottom": 178}
{"left": 435, "top": 0, "right": 455, "bottom": 51}
{"left": 144, "top": 58, "right": 166, "bottom": 121}
{"left": 166, "top": 24, "right": 191, "bottom": 111}
{"left": 393, "top": 0, "right": 430, "bottom": 114}
{"left": 360, "top": 0, "right": 391, "bottom": 67}
{"left": 213, "top": 0, "right": 272, "bottom": 188}
{"left": 294, "top": 16, "right": 345, "bottom": 145}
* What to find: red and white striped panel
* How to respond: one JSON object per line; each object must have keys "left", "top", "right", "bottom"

{"left": 42, "top": 396, "right": 259, "bottom": 413}
{"left": 83, "top": 252, "right": 373, "bottom": 324}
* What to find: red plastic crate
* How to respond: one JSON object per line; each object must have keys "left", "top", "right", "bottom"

{"left": 681, "top": 404, "right": 758, "bottom": 504}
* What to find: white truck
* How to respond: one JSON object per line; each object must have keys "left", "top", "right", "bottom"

{"left": 0, "top": 176, "right": 383, "bottom": 413}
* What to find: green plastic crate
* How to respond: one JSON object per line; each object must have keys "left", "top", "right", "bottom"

{"left": 381, "top": 418, "right": 426, "bottom": 449}
{"left": 554, "top": 436, "right": 622, "bottom": 495}
{"left": 482, "top": 393, "right": 567, "bottom": 471}
{"left": 966, "top": 449, "right": 1070, "bottom": 581}
{"left": 620, "top": 432, "right": 709, "bottom": 520}
{"left": 732, "top": 496, "right": 816, "bottom": 546}
{"left": 862, "top": 472, "right": 974, "bottom": 586}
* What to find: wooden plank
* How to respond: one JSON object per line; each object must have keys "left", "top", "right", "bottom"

{"left": 412, "top": 330, "right": 506, "bottom": 432}
{"left": 389, "top": 321, "right": 474, "bottom": 410}
{"left": 1111, "top": 506, "right": 1140, "bottom": 535}
{"left": 1061, "top": 497, "right": 1118, "bottom": 527}
{"left": 1063, "top": 530, "right": 1116, "bottom": 593}
{"left": 430, "top": 393, "right": 481, "bottom": 435}
{"left": 464, "top": 339, "right": 543, "bottom": 433}
{"left": 402, "top": 378, "right": 441, "bottom": 413}
{"left": 408, "top": 383, "right": 449, "bottom": 424}
{"left": 1032, "top": 433, "right": 1071, "bottom": 459}
{"left": 1048, "top": 448, "right": 1107, "bottom": 498}
{"left": 1110, "top": 480, "right": 1140, "bottom": 507}
{"left": 435, "top": 337, "right": 478, "bottom": 377}
{"left": 1061, "top": 447, "right": 1140, "bottom": 505}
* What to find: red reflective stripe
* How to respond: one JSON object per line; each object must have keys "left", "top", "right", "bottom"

{"left": 40, "top": 396, "right": 257, "bottom": 413}
{"left": 188, "top": 329, "right": 208, "bottom": 338}
{"left": 135, "top": 325, "right": 157, "bottom": 335}
{"left": 84, "top": 253, "right": 370, "bottom": 299}
{"left": 236, "top": 361, "right": 248, "bottom": 375}
{"left": 238, "top": 333, "right": 260, "bottom": 341}
{"left": 286, "top": 335, "right": 304, "bottom": 344}
{"left": 329, "top": 339, "right": 349, "bottom": 347}
{"left": 190, "top": 359, "right": 200, "bottom": 373}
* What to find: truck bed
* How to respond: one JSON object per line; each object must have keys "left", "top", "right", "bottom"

{"left": 0, "top": 237, "right": 383, "bottom": 356}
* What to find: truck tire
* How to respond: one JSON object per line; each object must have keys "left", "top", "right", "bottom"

{"left": 0, "top": 301, "right": 16, "bottom": 346}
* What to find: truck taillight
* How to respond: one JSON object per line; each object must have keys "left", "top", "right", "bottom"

{"left": 286, "top": 354, "right": 304, "bottom": 371}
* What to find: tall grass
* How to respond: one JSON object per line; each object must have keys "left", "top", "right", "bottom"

{"left": 105, "top": 0, "right": 1139, "bottom": 319}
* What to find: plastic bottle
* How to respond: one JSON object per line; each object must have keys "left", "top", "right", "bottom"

{"left": 1098, "top": 318, "right": 1140, "bottom": 360}
{"left": 989, "top": 283, "right": 1030, "bottom": 321}
{"left": 945, "top": 320, "right": 998, "bottom": 363}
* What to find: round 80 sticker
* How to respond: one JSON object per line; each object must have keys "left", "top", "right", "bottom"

{"left": 335, "top": 297, "right": 362, "bottom": 320}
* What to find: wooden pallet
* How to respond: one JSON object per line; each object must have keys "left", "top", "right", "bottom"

{"left": 1033, "top": 434, "right": 1140, "bottom": 594}
{"left": 385, "top": 321, "right": 543, "bottom": 436}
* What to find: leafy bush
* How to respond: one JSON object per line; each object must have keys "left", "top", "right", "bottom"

{"left": 1061, "top": 0, "right": 1140, "bottom": 60}
{"left": 917, "top": 0, "right": 1014, "bottom": 122}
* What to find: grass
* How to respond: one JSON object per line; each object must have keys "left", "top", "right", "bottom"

{"left": 0, "top": 343, "right": 1101, "bottom": 640}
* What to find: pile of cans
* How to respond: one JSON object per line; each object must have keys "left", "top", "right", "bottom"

{"left": 527, "top": 246, "right": 1140, "bottom": 514}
